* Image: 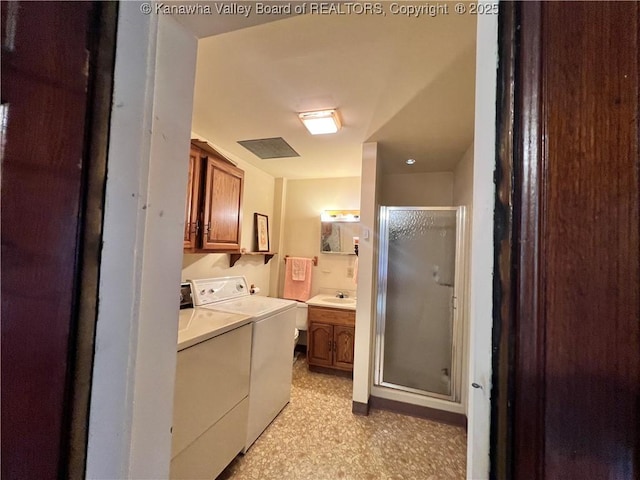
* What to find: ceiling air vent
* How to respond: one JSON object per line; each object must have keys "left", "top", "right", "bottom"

{"left": 237, "top": 137, "right": 300, "bottom": 159}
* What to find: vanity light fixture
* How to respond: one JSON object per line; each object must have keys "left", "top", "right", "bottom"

{"left": 406, "top": 158, "right": 416, "bottom": 165}
{"left": 298, "top": 109, "right": 341, "bottom": 135}
{"left": 321, "top": 209, "right": 360, "bottom": 222}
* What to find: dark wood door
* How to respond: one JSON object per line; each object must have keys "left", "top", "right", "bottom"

{"left": 1, "top": 2, "right": 110, "bottom": 478}
{"left": 498, "top": 2, "right": 640, "bottom": 478}
{"left": 307, "top": 323, "right": 333, "bottom": 367}
{"left": 333, "top": 325, "right": 355, "bottom": 370}
{"left": 201, "top": 156, "right": 244, "bottom": 251}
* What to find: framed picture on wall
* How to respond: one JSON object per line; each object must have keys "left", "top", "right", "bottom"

{"left": 254, "top": 213, "right": 270, "bottom": 252}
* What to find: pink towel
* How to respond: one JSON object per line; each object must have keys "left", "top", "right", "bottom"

{"left": 291, "top": 258, "right": 307, "bottom": 281}
{"left": 353, "top": 256, "right": 358, "bottom": 285}
{"left": 283, "top": 257, "right": 313, "bottom": 301}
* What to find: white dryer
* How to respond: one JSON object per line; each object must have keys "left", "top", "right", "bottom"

{"left": 190, "top": 276, "right": 296, "bottom": 451}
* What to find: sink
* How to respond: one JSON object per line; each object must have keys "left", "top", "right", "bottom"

{"left": 306, "top": 294, "right": 357, "bottom": 310}
{"left": 323, "top": 297, "right": 356, "bottom": 305}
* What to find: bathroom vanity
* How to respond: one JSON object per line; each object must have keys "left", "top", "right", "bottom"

{"left": 306, "top": 300, "right": 356, "bottom": 374}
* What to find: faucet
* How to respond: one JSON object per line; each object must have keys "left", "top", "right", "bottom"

{"left": 336, "top": 291, "right": 348, "bottom": 298}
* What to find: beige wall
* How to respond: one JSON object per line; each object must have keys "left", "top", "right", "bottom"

{"left": 268, "top": 178, "right": 287, "bottom": 297}
{"left": 381, "top": 171, "right": 454, "bottom": 206}
{"left": 454, "top": 143, "right": 474, "bottom": 207}
{"left": 182, "top": 133, "right": 276, "bottom": 294}
{"left": 181, "top": 254, "right": 273, "bottom": 294}
{"left": 280, "top": 177, "right": 361, "bottom": 297}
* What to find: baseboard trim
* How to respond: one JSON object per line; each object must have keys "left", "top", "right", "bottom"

{"left": 369, "top": 396, "right": 467, "bottom": 428}
{"left": 351, "top": 400, "right": 370, "bottom": 416}
{"left": 308, "top": 365, "right": 353, "bottom": 378}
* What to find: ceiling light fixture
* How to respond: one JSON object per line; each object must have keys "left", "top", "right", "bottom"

{"left": 406, "top": 158, "right": 416, "bottom": 165}
{"left": 298, "top": 109, "right": 341, "bottom": 135}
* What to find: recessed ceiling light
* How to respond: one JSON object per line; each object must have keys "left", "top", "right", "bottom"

{"left": 406, "top": 158, "right": 416, "bottom": 165}
{"left": 298, "top": 109, "right": 341, "bottom": 135}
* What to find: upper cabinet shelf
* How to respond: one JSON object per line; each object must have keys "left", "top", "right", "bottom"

{"left": 229, "top": 252, "right": 277, "bottom": 268}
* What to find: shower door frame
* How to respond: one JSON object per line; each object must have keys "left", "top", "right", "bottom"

{"left": 374, "top": 206, "right": 466, "bottom": 403}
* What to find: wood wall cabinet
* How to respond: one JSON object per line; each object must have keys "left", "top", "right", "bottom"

{"left": 307, "top": 306, "right": 355, "bottom": 373}
{"left": 183, "top": 146, "right": 202, "bottom": 249}
{"left": 183, "top": 142, "right": 244, "bottom": 253}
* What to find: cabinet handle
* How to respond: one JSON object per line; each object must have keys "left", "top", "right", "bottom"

{"left": 328, "top": 340, "right": 332, "bottom": 352}
{"left": 194, "top": 220, "right": 200, "bottom": 235}
{"left": 204, "top": 222, "right": 210, "bottom": 234}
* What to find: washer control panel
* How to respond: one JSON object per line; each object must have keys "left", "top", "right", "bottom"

{"left": 190, "top": 276, "right": 250, "bottom": 306}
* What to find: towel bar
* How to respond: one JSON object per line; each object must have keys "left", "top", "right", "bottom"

{"left": 284, "top": 255, "right": 318, "bottom": 266}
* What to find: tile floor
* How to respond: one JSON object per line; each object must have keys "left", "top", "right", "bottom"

{"left": 217, "top": 355, "right": 467, "bottom": 480}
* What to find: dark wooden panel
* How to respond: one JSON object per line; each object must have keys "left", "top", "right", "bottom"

{"left": 67, "top": 3, "right": 117, "bottom": 477}
{"left": 513, "top": 2, "right": 546, "bottom": 478}
{"left": 307, "top": 323, "right": 333, "bottom": 367}
{"left": 351, "top": 401, "right": 370, "bottom": 416}
{"left": 512, "top": 1, "right": 640, "bottom": 478}
{"left": 491, "top": 3, "right": 519, "bottom": 478}
{"left": 369, "top": 396, "right": 467, "bottom": 428}
{"left": 333, "top": 325, "right": 355, "bottom": 369}
{"left": 541, "top": 2, "right": 639, "bottom": 477}
{"left": 201, "top": 156, "right": 244, "bottom": 251}
{"left": 307, "top": 305, "right": 356, "bottom": 326}
{"left": 1, "top": 2, "right": 92, "bottom": 478}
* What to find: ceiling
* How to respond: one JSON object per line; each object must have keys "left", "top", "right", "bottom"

{"left": 181, "top": 9, "right": 476, "bottom": 179}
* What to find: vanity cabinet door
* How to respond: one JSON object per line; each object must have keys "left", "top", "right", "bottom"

{"left": 308, "top": 305, "right": 356, "bottom": 373}
{"left": 333, "top": 325, "right": 355, "bottom": 369}
{"left": 308, "top": 322, "right": 333, "bottom": 367}
{"left": 201, "top": 155, "right": 244, "bottom": 251}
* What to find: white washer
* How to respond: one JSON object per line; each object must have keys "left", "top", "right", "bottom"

{"left": 190, "top": 276, "right": 296, "bottom": 452}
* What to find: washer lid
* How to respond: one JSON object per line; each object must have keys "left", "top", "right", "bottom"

{"left": 207, "top": 296, "right": 296, "bottom": 320}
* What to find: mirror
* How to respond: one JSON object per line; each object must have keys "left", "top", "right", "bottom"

{"left": 320, "top": 210, "right": 360, "bottom": 255}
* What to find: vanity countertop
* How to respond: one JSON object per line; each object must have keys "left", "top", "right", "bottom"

{"left": 306, "top": 294, "right": 357, "bottom": 311}
{"left": 177, "top": 308, "right": 252, "bottom": 351}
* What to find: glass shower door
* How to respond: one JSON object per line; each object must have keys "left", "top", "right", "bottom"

{"left": 375, "top": 207, "right": 463, "bottom": 401}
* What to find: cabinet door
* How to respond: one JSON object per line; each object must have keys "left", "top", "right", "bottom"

{"left": 307, "top": 323, "right": 333, "bottom": 367}
{"left": 333, "top": 325, "right": 355, "bottom": 370}
{"left": 202, "top": 156, "right": 244, "bottom": 251}
{"left": 183, "top": 147, "right": 202, "bottom": 250}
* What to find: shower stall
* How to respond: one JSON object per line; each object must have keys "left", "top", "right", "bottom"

{"left": 374, "top": 206, "right": 465, "bottom": 402}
